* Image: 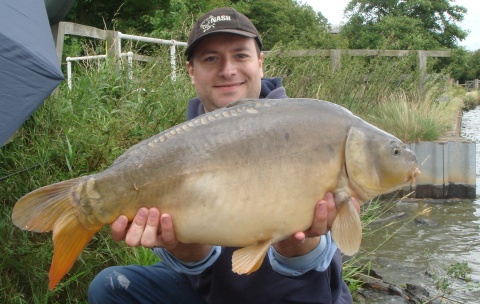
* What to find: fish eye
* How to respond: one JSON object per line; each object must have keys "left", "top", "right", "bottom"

{"left": 393, "top": 148, "right": 400, "bottom": 156}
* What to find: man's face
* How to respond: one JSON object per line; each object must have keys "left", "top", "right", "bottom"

{"left": 187, "top": 33, "right": 264, "bottom": 112}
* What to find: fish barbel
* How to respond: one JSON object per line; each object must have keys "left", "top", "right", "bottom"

{"left": 12, "top": 98, "right": 420, "bottom": 289}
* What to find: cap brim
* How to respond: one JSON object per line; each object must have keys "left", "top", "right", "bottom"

{"left": 185, "top": 29, "right": 258, "bottom": 59}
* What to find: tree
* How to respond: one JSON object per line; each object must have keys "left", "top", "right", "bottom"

{"left": 65, "top": 0, "right": 168, "bottom": 33}
{"left": 65, "top": 0, "right": 342, "bottom": 50}
{"left": 451, "top": 49, "right": 480, "bottom": 82}
{"left": 242, "top": 0, "right": 334, "bottom": 50}
{"left": 341, "top": 0, "right": 468, "bottom": 50}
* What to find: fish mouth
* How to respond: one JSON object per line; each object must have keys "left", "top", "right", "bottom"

{"left": 407, "top": 167, "right": 421, "bottom": 184}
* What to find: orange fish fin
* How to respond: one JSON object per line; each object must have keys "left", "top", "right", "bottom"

{"left": 232, "top": 240, "right": 273, "bottom": 274}
{"left": 49, "top": 215, "right": 100, "bottom": 290}
{"left": 12, "top": 178, "right": 82, "bottom": 232}
{"left": 11, "top": 178, "right": 100, "bottom": 289}
{"left": 331, "top": 198, "right": 362, "bottom": 256}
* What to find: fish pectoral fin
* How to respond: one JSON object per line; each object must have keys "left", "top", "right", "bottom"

{"left": 331, "top": 197, "right": 362, "bottom": 256}
{"left": 50, "top": 216, "right": 100, "bottom": 290}
{"left": 232, "top": 240, "right": 273, "bottom": 275}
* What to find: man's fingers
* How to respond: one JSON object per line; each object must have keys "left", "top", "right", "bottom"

{"left": 307, "top": 201, "right": 328, "bottom": 237}
{"left": 111, "top": 215, "right": 129, "bottom": 242}
{"left": 293, "top": 231, "right": 306, "bottom": 242}
{"left": 140, "top": 208, "right": 161, "bottom": 247}
{"left": 125, "top": 208, "right": 149, "bottom": 246}
{"left": 352, "top": 197, "right": 360, "bottom": 213}
{"left": 159, "top": 214, "right": 178, "bottom": 250}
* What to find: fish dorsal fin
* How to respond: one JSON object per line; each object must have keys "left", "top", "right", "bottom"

{"left": 227, "top": 99, "right": 257, "bottom": 108}
{"left": 232, "top": 240, "right": 273, "bottom": 274}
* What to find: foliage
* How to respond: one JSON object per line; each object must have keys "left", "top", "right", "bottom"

{"left": 467, "top": 50, "right": 480, "bottom": 79}
{"left": 241, "top": 0, "right": 336, "bottom": 50}
{"left": 342, "top": 0, "right": 468, "bottom": 50}
{"left": 448, "top": 48, "right": 480, "bottom": 84}
{"left": 462, "top": 91, "right": 480, "bottom": 111}
{"left": 65, "top": 0, "right": 334, "bottom": 51}
{"left": 429, "top": 260, "right": 480, "bottom": 302}
{"left": 448, "top": 47, "right": 471, "bottom": 82}
{"left": 66, "top": 0, "right": 167, "bottom": 33}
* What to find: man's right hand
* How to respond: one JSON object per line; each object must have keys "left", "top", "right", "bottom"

{"left": 110, "top": 208, "right": 212, "bottom": 262}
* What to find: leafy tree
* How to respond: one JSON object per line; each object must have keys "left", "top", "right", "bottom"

{"left": 65, "top": 0, "right": 167, "bottom": 33}
{"left": 451, "top": 49, "right": 480, "bottom": 82}
{"left": 242, "top": 0, "right": 334, "bottom": 49}
{"left": 341, "top": 0, "right": 468, "bottom": 50}
{"left": 466, "top": 50, "right": 480, "bottom": 80}
{"left": 64, "top": 0, "right": 340, "bottom": 50}
{"left": 448, "top": 48, "right": 470, "bottom": 82}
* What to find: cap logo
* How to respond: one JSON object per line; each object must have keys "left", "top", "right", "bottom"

{"left": 200, "top": 15, "right": 232, "bottom": 32}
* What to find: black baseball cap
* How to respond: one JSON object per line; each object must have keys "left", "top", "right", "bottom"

{"left": 185, "top": 7, "right": 262, "bottom": 60}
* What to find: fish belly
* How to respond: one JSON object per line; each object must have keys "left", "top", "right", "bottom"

{"left": 153, "top": 158, "right": 339, "bottom": 247}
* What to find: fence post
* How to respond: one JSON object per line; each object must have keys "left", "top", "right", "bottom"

{"left": 330, "top": 49, "right": 342, "bottom": 72}
{"left": 66, "top": 58, "right": 72, "bottom": 90}
{"left": 51, "top": 22, "right": 66, "bottom": 64}
{"left": 170, "top": 43, "right": 177, "bottom": 81}
{"left": 106, "top": 30, "right": 121, "bottom": 58}
{"left": 417, "top": 51, "right": 427, "bottom": 93}
{"left": 127, "top": 51, "right": 133, "bottom": 80}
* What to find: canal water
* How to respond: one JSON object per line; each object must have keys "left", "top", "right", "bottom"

{"left": 358, "top": 106, "right": 480, "bottom": 303}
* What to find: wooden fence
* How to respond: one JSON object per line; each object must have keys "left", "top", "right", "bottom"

{"left": 51, "top": 22, "right": 451, "bottom": 90}
{"left": 464, "top": 79, "right": 480, "bottom": 90}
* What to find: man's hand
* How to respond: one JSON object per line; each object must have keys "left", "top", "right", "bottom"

{"left": 110, "top": 208, "right": 212, "bottom": 262}
{"left": 274, "top": 192, "right": 360, "bottom": 257}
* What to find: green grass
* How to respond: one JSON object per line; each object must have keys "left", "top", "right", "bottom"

{"left": 0, "top": 51, "right": 464, "bottom": 302}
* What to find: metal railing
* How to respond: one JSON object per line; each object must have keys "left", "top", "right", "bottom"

{"left": 53, "top": 22, "right": 187, "bottom": 90}
{"left": 66, "top": 54, "right": 107, "bottom": 90}
{"left": 117, "top": 33, "right": 187, "bottom": 81}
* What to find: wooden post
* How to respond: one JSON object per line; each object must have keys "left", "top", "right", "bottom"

{"left": 417, "top": 51, "right": 427, "bottom": 93}
{"left": 330, "top": 49, "right": 342, "bottom": 73}
{"left": 51, "top": 22, "right": 66, "bottom": 64}
{"left": 106, "top": 30, "right": 121, "bottom": 58}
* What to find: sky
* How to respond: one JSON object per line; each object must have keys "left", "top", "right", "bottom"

{"left": 301, "top": 0, "right": 480, "bottom": 51}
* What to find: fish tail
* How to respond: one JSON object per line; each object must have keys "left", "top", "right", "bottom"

{"left": 331, "top": 199, "right": 362, "bottom": 256}
{"left": 11, "top": 178, "right": 101, "bottom": 290}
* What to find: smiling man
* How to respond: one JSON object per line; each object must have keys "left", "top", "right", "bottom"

{"left": 88, "top": 7, "right": 354, "bottom": 304}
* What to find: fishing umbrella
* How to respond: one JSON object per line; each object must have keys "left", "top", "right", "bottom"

{"left": 0, "top": 0, "right": 65, "bottom": 147}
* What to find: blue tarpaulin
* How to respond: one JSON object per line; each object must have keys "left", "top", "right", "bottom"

{"left": 0, "top": 0, "right": 65, "bottom": 147}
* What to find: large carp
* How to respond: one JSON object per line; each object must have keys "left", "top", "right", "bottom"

{"left": 12, "top": 98, "right": 420, "bottom": 290}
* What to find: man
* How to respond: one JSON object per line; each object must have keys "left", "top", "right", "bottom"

{"left": 88, "top": 7, "right": 354, "bottom": 303}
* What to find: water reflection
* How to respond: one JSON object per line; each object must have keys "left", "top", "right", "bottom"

{"left": 359, "top": 107, "right": 480, "bottom": 303}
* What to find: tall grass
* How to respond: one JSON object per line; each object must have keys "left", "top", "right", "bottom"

{"left": 264, "top": 51, "right": 461, "bottom": 142}
{"left": 0, "top": 50, "right": 462, "bottom": 303}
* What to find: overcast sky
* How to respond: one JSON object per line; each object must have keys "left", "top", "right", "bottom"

{"left": 301, "top": 0, "right": 479, "bottom": 51}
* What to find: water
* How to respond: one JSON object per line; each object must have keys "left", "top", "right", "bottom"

{"left": 358, "top": 107, "right": 480, "bottom": 303}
